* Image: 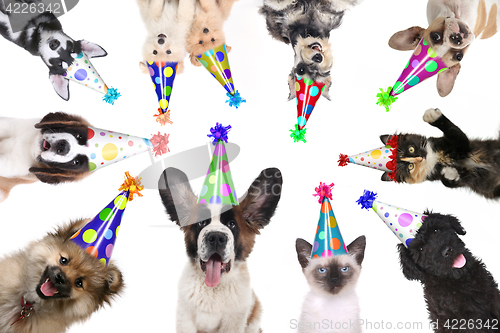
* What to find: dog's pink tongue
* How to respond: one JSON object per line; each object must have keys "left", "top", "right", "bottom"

{"left": 41, "top": 280, "right": 57, "bottom": 297}
{"left": 453, "top": 253, "right": 466, "bottom": 268}
{"left": 205, "top": 256, "right": 222, "bottom": 288}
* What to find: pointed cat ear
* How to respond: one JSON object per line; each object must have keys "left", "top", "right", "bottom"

{"left": 347, "top": 235, "right": 366, "bottom": 266}
{"left": 398, "top": 243, "right": 425, "bottom": 282}
{"left": 158, "top": 167, "right": 198, "bottom": 227}
{"left": 380, "top": 135, "right": 391, "bottom": 144}
{"left": 381, "top": 172, "right": 392, "bottom": 182}
{"left": 437, "top": 63, "right": 461, "bottom": 97}
{"left": 296, "top": 238, "right": 313, "bottom": 269}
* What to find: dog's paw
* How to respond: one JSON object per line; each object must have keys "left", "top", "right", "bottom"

{"left": 423, "top": 108, "right": 442, "bottom": 123}
{"left": 441, "top": 167, "right": 460, "bottom": 181}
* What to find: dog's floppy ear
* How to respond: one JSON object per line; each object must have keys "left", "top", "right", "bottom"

{"left": 398, "top": 243, "right": 425, "bottom": 282}
{"left": 296, "top": 238, "right": 313, "bottom": 269}
{"left": 389, "top": 26, "right": 425, "bottom": 51}
{"left": 240, "top": 167, "right": 283, "bottom": 231}
{"left": 104, "top": 263, "right": 124, "bottom": 296}
{"left": 80, "top": 40, "right": 107, "bottom": 58}
{"left": 437, "top": 63, "right": 460, "bottom": 97}
{"left": 321, "top": 76, "right": 332, "bottom": 101}
{"left": 29, "top": 167, "right": 83, "bottom": 184}
{"left": 287, "top": 73, "right": 295, "bottom": 101}
{"left": 35, "top": 112, "right": 89, "bottom": 129}
{"left": 50, "top": 74, "right": 69, "bottom": 101}
{"left": 347, "top": 235, "right": 366, "bottom": 266}
{"left": 158, "top": 167, "right": 198, "bottom": 227}
{"left": 381, "top": 172, "right": 392, "bottom": 182}
{"left": 446, "top": 214, "right": 466, "bottom": 236}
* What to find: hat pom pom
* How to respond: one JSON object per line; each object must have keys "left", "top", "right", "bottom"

{"left": 208, "top": 123, "right": 231, "bottom": 145}
{"left": 154, "top": 109, "right": 173, "bottom": 126}
{"left": 338, "top": 153, "right": 349, "bottom": 167}
{"left": 356, "top": 190, "right": 377, "bottom": 210}
{"left": 376, "top": 87, "right": 397, "bottom": 112}
{"left": 226, "top": 90, "right": 246, "bottom": 108}
{"left": 313, "top": 182, "right": 334, "bottom": 203}
{"left": 289, "top": 124, "right": 306, "bottom": 143}
{"left": 150, "top": 132, "right": 170, "bottom": 157}
{"left": 119, "top": 172, "right": 144, "bottom": 201}
{"left": 103, "top": 87, "right": 121, "bottom": 105}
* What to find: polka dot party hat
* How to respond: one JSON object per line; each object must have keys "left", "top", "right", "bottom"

{"left": 377, "top": 38, "right": 449, "bottom": 111}
{"left": 357, "top": 190, "right": 427, "bottom": 248}
{"left": 338, "top": 136, "right": 398, "bottom": 182}
{"left": 289, "top": 74, "right": 326, "bottom": 143}
{"left": 198, "top": 123, "right": 238, "bottom": 205}
{"left": 195, "top": 44, "right": 246, "bottom": 109}
{"left": 310, "top": 183, "right": 348, "bottom": 259}
{"left": 64, "top": 51, "right": 121, "bottom": 105}
{"left": 87, "top": 126, "right": 153, "bottom": 172}
{"left": 147, "top": 61, "right": 178, "bottom": 126}
{"left": 70, "top": 172, "right": 143, "bottom": 266}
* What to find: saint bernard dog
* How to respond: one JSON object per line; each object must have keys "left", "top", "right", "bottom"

{"left": 0, "top": 112, "right": 91, "bottom": 202}
{"left": 158, "top": 167, "right": 283, "bottom": 333}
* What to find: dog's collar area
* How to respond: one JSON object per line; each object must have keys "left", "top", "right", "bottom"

{"left": 10, "top": 297, "right": 34, "bottom": 326}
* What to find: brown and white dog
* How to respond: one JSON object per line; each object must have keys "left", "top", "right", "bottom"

{"left": 389, "top": 0, "right": 499, "bottom": 97}
{"left": 158, "top": 167, "right": 282, "bottom": 332}
{"left": 0, "top": 112, "right": 91, "bottom": 202}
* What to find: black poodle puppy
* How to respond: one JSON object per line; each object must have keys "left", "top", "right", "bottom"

{"left": 398, "top": 212, "right": 500, "bottom": 332}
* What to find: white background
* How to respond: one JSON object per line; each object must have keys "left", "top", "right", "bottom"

{"left": 1, "top": 0, "right": 500, "bottom": 332}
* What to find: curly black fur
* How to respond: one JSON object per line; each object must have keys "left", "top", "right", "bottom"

{"left": 398, "top": 213, "right": 500, "bottom": 332}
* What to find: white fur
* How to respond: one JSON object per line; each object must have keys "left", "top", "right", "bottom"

{"left": 39, "top": 30, "right": 74, "bottom": 67}
{"left": 423, "top": 108, "right": 442, "bottom": 123}
{"left": 0, "top": 117, "right": 41, "bottom": 178}
{"left": 177, "top": 205, "right": 259, "bottom": 333}
{"left": 442, "top": 166, "right": 460, "bottom": 181}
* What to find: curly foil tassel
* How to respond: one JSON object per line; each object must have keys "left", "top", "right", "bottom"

{"left": 356, "top": 190, "right": 378, "bottom": 210}
{"left": 376, "top": 87, "right": 397, "bottom": 112}
{"left": 208, "top": 123, "right": 231, "bottom": 145}
{"left": 103, "top": 87, "right": 121, "bottom": 105}
{"left": 313, "top": 182, "right": 334, "bottom": 203}
{"left": 226, "top": 90, "right": 246, "bottom": 108}
{"left": 119, "top": 172, "right": 144, "bottom": 201}
{"left": 289, "top": 124, "right": 306, "bottom": 143}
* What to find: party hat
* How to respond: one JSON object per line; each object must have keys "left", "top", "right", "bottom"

{"left": 64, "top": 51, "right": 121, "bottom": 104}
{"left": 289, "top": 74, "right": 326, "bottom": 143}
{"left": 357, "top": 190, "right": 427, "bottom": 247}
{"left": 194, "top": 44, "right": 245, "bottom": 108}
{"left": 198, "top": 123, "right": 238, "bottom": 205}
{"left": 338, "top": 136, "right": 398, "bottom": 181}
{"left": 70, "top": 172, "right": 143, "bottom": 265}
{"left": 310, "top": 183, "right": 348, "bottom": 259}
{"left": 377, "top": 39, "right": 449, "bottom": 111}
{"left": 86, "top": 126, "right": 154, "bottom": 172}
{"left": 147, "top": 61, "right": 178, "bottom": 126}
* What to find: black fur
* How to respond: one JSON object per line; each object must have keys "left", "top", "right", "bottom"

{"left": 381, "top": 110, "right": 500, "bottom": 199}
{"left": 398, "top": 213, "right": 500, "bottom": 332}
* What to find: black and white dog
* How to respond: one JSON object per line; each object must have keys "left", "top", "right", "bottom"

{"left": 0, "top": 112, "right": 91, "bottom": 202}
{"left": 398, "top": 213, "right": 500, "bottom": 332}
{"left": 259, "top": 0, "right": 359, "bottom": 100}
{"left": 0, "top": 0, "right": 106, "bottom": 100}
{"left": 159, "top": 167, "right": 282, "bottom": 332}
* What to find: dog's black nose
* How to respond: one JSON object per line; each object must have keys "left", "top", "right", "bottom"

{"left": 49, "top": 39, "right": 60, "bottom": 50}
{"left": 203, "top": 28, "right": 209, "bottom": 33}
{"left": 312, "top": 54, "right": 323, "bottom": 63}
{"left": 442, "top": 246, "right": 454, "bottom": 257}
{"left": 450, "top": 33, "right": 462, "bottom": 45}
{"left": 207, "top": 232, "right": 228, "bottom": 250}
{"left": 55, "top": 141, "right": 69, "bottom": 155}
{"left": 158, "top": 38, "right": 165, "bottom": 45}
{"left": 55, "top": 273, "right": 66, "bottom": 285}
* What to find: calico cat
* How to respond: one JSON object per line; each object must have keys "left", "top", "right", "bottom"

{"left": 295, "top": 236, "right": 366, "bottom": 333}
{"left": 381, "top": 108, "right": 500, "bottom": 199}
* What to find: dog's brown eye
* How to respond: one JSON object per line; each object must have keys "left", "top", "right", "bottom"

{"left": 153, "top": 50, "right": 158, "bottom": 55}
{"left": 228, "top": 221, "right": 236, "bottom": 229}
{"left": 430, "top": 32, "right": 441, "bottom": 42}
{"left": 211, "top": 38, "right": 215, "bottom": 42}
{"left": 58, "top": 62, "right": 62, "bottom": 67}
{"left": 198, "top": 220, "right": 209, "bottom": 227}
{"left": 455, "top": 52, "right": 463, "bottom": 61}
{"left": 76, "top": 134, "right": 81, "bottom": 139}
{"left": 434, "top": 229, "right": 439, "bottom": 233}
{"left": 60, "top": 257, "right": 69, "bottom": 265}
{"left": 166, "top": 50, "right": 172, "bottom": 54}
{"left": 75, "top": 278, "right": 83, "bottom": 289}
{"left": 420, "top": 247, "right": 423, "bottom": 251}
{"left": 409, "top": 147, "right": 415, "bottom": 153}
{"left": 72, "top": 160, "right": 80, "bottom": 166}
{"left": 199, "top": 40, "right": 203, "bottom": 44}
{"left": 408, "top": 163, "right": 414, "bottom": 170}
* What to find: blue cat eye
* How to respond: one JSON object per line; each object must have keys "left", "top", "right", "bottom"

{"left": 318, "top": 268, "right": 327, "bottom": 274}
{"left": 340, "top": 266, "right": 349, "bottom": 272}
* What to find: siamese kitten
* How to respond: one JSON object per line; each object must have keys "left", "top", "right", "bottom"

{"left": 296, "top": 236, "right": 366, "bottom": 333}
{"left": 381, "top": 108, "right": 500, "bottom": 199}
